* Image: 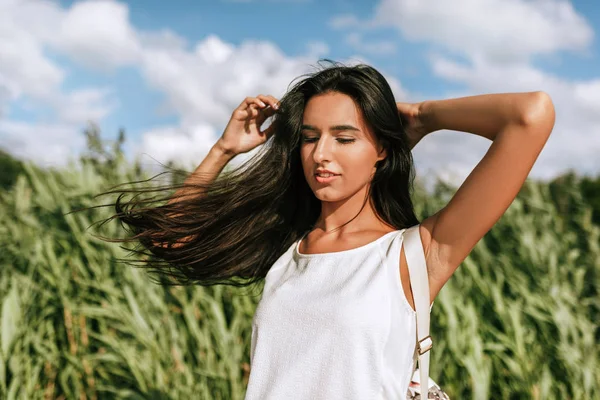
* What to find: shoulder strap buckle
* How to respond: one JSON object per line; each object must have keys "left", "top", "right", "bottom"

{"left": 417, "top": 335, "right": 433, "bottom": 355}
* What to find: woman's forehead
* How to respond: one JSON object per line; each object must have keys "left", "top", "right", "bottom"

{"left": 303, "top": 93, "right": 366, "bottom": 127}
{"left": 301, "top": 95, "right": 380, "bottom": 145}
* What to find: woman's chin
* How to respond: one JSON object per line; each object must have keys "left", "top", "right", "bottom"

{"left": 312, "top": 189, "right": 344, "bottom": 202}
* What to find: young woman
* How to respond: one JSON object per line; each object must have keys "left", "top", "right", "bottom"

{"left": 113, "top": 61, "right": 555, "bottom": 399}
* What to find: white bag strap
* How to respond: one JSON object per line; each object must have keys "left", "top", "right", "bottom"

{"left": 404, "top": 225, "right": 433, "bottom": 393}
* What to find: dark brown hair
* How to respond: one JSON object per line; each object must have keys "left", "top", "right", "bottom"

{"left": 97, "top": 60, "right": 420, "bottom": 291}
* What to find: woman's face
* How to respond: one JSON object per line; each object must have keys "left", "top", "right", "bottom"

{"left": 300, "top": 91, "right": 387, "bottom": 202}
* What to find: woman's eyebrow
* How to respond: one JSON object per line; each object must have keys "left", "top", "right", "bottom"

{"left": 301, "top": 124, "right": 360, "bottom": 132}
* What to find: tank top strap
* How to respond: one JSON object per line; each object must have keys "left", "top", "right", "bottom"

{"left": 385, "top": 226, "right": 435, "bottom": 313}
{"left": 378, "top": 228, "right": 416, "bottom": 316}
{"left": 382, "top": 228, "right": 407, "bottom": 257}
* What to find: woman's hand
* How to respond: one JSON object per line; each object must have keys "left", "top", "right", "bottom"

{"left": 217, "top": 95, "right": 280, "bottom": 155}
{"left": 396, "top": 101, "right": 429, "bottom": 150}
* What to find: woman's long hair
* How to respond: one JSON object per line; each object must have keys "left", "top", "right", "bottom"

{"left": 99, "top": 60, "right": 420, "bottom": 290}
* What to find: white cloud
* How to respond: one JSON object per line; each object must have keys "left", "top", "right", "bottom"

{"left": 1, "top": 0, "right": 64, "bottom": 42}
{"left": 195, "top": 34, "right": 235, "bottom": 65}
{"left": 0, "top": 120, "right": 86, "bottom": 166}
{"left": 138, "top": 34, "right": 314, "bottom": 130}
{"left": 386, "top": 75, "right": 410, "bottom": 101}
{"left": 573, "top": 80, "right": 600, "bottom": 119}
{"left": 57, "top": 88, "right": 117, "bottom": 124}
{"left": 57, "top": 0, "right": 142, "bottom": 70}
{"left": 429, "top": 55, "right": 600, "bottom": 178}
{"left": 0, "top": 5, "right": 65, "bottom": 102}
{"left": 140, "top": 124, "right": 218, "bottom": 169}
{"left": 0, "top": 0, "right": 117, "bottom": 165}
{"left": 0, "top": 0, "right": 135, "bottom": 99}
{"left": 371, "top": 0, "right": 593, "bottom": 63}
{"left": 138, "top": 28, "right": 189, "bottom": 51}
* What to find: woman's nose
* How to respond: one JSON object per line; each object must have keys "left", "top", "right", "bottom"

{"left": 313, "top": 137, "right": 334, "bottom": 163}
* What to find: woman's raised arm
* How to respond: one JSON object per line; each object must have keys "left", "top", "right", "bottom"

{"left": 153, "top": 95, "right": 280, "bottom": 248}
{"left": 400, "top": 92, "right": 555, "bottom": 301}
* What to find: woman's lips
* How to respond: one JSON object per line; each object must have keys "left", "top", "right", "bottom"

{"left": 315, "top": 174, "right": 340, "bottom": 184}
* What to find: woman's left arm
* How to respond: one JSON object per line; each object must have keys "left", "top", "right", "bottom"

{"left": 413, "top": 92, "right": 555, "bottom": 301}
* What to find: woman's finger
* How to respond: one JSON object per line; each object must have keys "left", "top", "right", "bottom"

{"left": 255, "top": 105, "right": 278, "bottom": 126}
{"left": 267, "top": 95, "right": 281, "bottom": 109}
{"left": 234, "top": 103, "right": 260, "bottom": 120}
{"left": 247, "top": 104, "right": 261, "bottom": 119}
{"left": 256, "top": 94, "right": 279, "bottom": 110}
{"left": 245, "top": 96, "right": 267, "bottom": 108}
{"left": 256, "top": 95, "right": 280, "bottom": 124}
{"left": 238, "top": 97, "right": 266, "bottom": 112}
{"left": 234, "top": 95, "right": 279, "bottom": 124}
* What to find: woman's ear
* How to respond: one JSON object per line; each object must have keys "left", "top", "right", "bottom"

{"left": 377, "top": 145, "right": 387, "bottom": 162}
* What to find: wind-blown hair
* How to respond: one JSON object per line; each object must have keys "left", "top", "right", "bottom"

{"left": 101, "top": 60, "right": 420, "bottom": 290}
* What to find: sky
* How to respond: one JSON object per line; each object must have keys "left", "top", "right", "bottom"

{"left": 1, "top": 0, "right": 599, "bottom": 187}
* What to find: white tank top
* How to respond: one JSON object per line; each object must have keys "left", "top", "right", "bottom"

{"left": 244, "top": 228, "right": 420, "bottom": 399}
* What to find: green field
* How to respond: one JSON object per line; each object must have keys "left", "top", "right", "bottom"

{"left": 1, "top": 145, "right": 598, "bottom": 399}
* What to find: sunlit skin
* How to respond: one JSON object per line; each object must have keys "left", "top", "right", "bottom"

{"left": 299, "top": 91, "right": 394, "bottom": 251}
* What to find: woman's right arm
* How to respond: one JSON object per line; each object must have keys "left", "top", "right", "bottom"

{"left": 168, "top": 94, "right": 279, "bottom": 205}
{"left": 167, "top": 140, "right": 236, "bottom": 206}
{"left": 154, "top": 94, "right": 280, "bottom": 248}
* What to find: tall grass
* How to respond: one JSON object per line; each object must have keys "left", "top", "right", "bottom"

{"left": 0, "top": 158, "right": 598, "bottom": 399}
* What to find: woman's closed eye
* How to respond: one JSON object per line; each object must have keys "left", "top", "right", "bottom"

{"left": 301, "top": 137, "right": 355, "bottom": 144}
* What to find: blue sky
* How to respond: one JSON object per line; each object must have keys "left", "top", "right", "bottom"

{"left": 1, "top": 0, "right": 599, "bottom": 185}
